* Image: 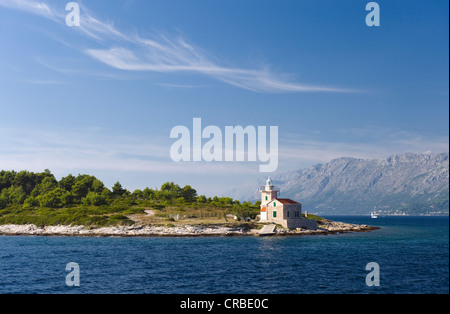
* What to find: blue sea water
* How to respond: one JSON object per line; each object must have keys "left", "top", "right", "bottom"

{"left": 0, "top": 216, "right": 448, "bottom": 294}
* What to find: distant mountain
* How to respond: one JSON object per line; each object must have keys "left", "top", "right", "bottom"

{"left": 228, "top": 152, "right": 449, "bottom": 215}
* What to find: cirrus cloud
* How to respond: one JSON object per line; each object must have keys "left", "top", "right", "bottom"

{"left": 0, "top": 0, "right": 355, "bottom": 93}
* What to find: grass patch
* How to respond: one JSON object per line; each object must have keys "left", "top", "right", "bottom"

{"left": 0, "top": 205, "right": 135, "bottom": 227}
{"left": 303, "top": 213, "right": 326, "bottom": 221}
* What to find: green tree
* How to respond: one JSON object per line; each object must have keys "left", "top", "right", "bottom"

{"left": 219, "top": 197, "right": 234, "bottom": 206}
{"left": 232, "top": 203, "right": 260, "bottom": 220}
{"left": 196, "top": 195, "right": 207, "bottom": 204}
{"left": 1, "top": 186, "right": 27, "bottom": 205}
{"left": 59, "top": 174, "right": 76, "bottom": 191}
{"left": 161, "top": 182, "right": 182, "bottom": 193}
{"left": 36, "top": 188, "right": 71, "bottom": 208}
{"left": 91, "top": 179, "right": 105, "bottom": 193}
{"left": 0, "top": 195, "right": 7, "bottom": 209}
{"left": 23, "top": 196, "right": 39, "bottom": 209}
{"left": 38, "top": 176, "right": 58, "bottom": 194}
{"left": 142, "top": 187, "right": 155, "bottom": 199}
{"left": 112, "top": 181, "right": 126, "bottom": 197}
{"left": 101, "top": 188, "right": 113, "bottom": 200}
{"left": 132, "top": 189, "right": 143, "bottom": 198}
{"left": 181, "top": 185, "right": 197, "bottom": 203}
{"left": 72, "top": 175, "right": 94, "bottom": 199}
{"left": 13, "top": 170, "right": 37, "bottom": 195}
{"left": 35, "top": 170, "right": 56, "bottom": 187}
{"left": 0, "top": 170, "right": 16, "bottom": 191}
{"left": 83, "top": 191, "right": 107, "bottom": 206}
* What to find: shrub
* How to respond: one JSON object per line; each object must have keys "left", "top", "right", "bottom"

{"left": 36, "top": 188, "right": 71, "bottom": 208}
{"left": 83, "top": 191, "right": 107, "bottom": 206}
{"left": 0, "top": 196, "right": 7, "bottom": 209}
{"left": 23, "top": 197, "right": 39, "bottom": 209}
{"left": 110, "top": 214, "right": 129, "bottom": 220}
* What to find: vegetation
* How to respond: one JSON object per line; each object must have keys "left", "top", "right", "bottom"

{"left": 0, "top": 170, "right": 261, "bottom": 227}
{"left": 303, "top": 213, "right": 326, "bottom": 221}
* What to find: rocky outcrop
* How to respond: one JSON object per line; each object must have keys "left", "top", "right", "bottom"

{"left": 317, "top": 219, "right": 378, "bottom": 233}
{"left": 0, "top": 220, "right": 379, "bottom": 237}
{"left": 0, "top": 224, "right": 254, "bottom": 237}
{"left": 274, "top": 219, "right": 378, "bottom": 236}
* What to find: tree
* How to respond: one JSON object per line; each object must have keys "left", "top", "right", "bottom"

{"left": 91, "top": 179, "right": 105, "bottom": 194}
{"left": 101, "top": 188, "right": 112, "bottom": 200}
{"left": 83, "top": 191, "right": 107, "bottom": 206}
{"left": 196, "top": 195, "right": 207, "bottom": 204}
{"left": 1, "top": 186, "right": 26, "bottom": 205}
{"left": 72, "top": 175, "right": 94, "bottom": 199}
{"left": 112, "top": 182, "right": 126, "bottom": 197}
{"left": 35, "top": 169, "right": 56, "bottom": 186}
{"left": 161, "top": 182, "right": 181, "bottom": 193}
{"left": 0, "top": 170, "right": 16, "bottom": 191}
{"left": 38, "top": 176, "right": 58, "bottom": 194}
{"left": 0, "top": 195, "right": 7, "bottom": 209}
{"left": 232, "top": 203, "right": 260, "bottom": 220}
{"left": 23, "top": 196, "right": 39, "bottom": 209}
{"left": 142, "top": 187, "right": 155, "bottom": 199}
{"left": 59, "top": 174, "right": 76, "bottom": 191}
{"left": 36, "top": 188, "right": 71, "bottom": 208}
{"left": 13, "top": 171, "right": 37, "bottom": 195}
{"left": 181, "top": 185, "right": 197, "bottom": 203}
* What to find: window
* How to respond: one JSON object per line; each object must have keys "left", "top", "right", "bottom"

{"left": 265, "top": 196, "right": 268, "bottom": 201}
{"left": 287, "top": 211, "right": 290, "bottom": 218}
{"left": 273, "top": 202, "right": 276, "bottom": 207}
{"left": 295, "top": 211, "right": 299, "bottom": 218}
{"left": 273, "top": 211, "right": 277, "bottom": 218}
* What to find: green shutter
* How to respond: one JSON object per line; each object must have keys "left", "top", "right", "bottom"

{"left": 287, "top": 211, "right": 290, "bottom": 218}
{"left": 265, "top": 196, "right": 268, "bottom": 201}
{"left": 273, "top": 211, "right": 277, "bottom": 218}
{"left": 273, "top": 202, "right": 276, "bottom": 207}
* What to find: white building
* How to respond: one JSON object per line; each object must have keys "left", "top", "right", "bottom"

{"left": 259, "top": 178, "right": 317, "bottom": 229}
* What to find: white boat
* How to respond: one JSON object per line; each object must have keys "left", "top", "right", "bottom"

{"left": 370, "top": 206, "right": 378, "bottom": 218}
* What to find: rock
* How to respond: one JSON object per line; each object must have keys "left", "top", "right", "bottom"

{"left": 0, "top": 221, "right": 379, "bottom": 237}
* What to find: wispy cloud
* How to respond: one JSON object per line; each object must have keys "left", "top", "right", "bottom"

{"left": 0, "top": 0, "right": 354, "bottom": 93}
{"left": 156, "top": 82, "right": 208, "bottom": 89}
{"left": 84, "top": 37, "right": 353, "bottom": 93}
{"left": 0, "top": 0, "right": 58, "bottom": 21}
{"left": 21, "top": 79, "right": 65, "bottom": 85}
{"left": 1, "top": 124, "right": 447, "bottom": 180}
{"left": 0, "top": 126, "right": 260, "bottom": 177}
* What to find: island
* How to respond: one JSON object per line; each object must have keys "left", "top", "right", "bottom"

{"left": 0, "top": 170, "right": 378, "bottom": 237}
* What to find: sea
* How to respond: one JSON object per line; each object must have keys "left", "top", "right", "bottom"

{"left": 0, "top": 216, "right": 448, "bottom": 294}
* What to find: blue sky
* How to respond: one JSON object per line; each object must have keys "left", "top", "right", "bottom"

{"left": 0, "top": 0, "right": 448, "bottom": 196}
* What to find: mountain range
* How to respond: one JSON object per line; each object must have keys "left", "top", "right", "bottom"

{"left": 228, "top": 152, "right": 449, "bottom": 215}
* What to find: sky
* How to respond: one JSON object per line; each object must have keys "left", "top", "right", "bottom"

{"left": 0, "top": 0, "right": 448, "bottom": 196}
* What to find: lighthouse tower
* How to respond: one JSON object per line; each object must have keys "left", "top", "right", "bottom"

{"left": 259, "top": 178, "right": 280, "bottom": 221}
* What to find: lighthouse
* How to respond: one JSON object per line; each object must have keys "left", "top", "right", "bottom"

{"left": 259, "top": 177, "right": 280, "bottom": 221}
{"left": 258, "top": 177, "right": 313, "bottom": 229}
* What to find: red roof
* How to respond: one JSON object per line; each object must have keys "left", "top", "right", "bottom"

{"left": 275, "top": 198, "right": 301, "bottom": 205}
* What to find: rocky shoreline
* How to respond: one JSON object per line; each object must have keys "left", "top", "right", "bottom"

{"left": 0, "top": 220, "right": 379, "bottom": 237}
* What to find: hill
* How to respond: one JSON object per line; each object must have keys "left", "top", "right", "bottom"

{"left": 0, "top": 170, "right": 260, "bottom": 227}
{"left": 229, "top": 152, "right": 449, "bottom": 215}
